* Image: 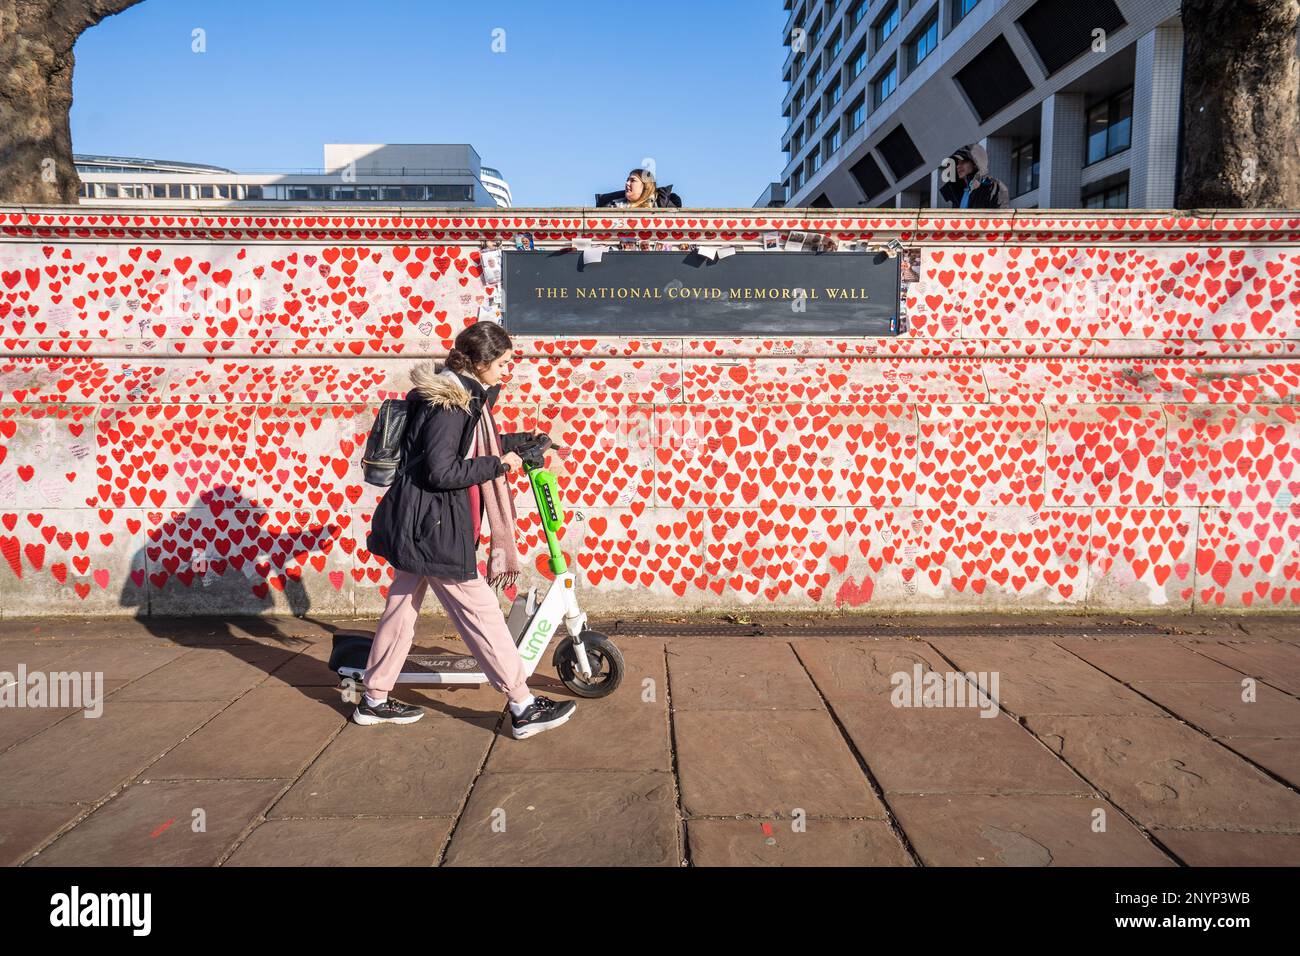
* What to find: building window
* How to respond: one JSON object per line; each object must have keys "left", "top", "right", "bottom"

{"left": 848, "top": 0, "right": 867, "bottom": 30}
{"left": 873, "top": 4, "right": 899, "bottom": 49}
{"left": 872, "top": 61, "right": 897, "bottom": 108}
{"left": 1085, "top": 87, "right": 1133, "bottom": 165}
{"left": 826, "top": 76, "right": 841, "bottom": 108}
{"left": 825, "top": 127, "right": 842, "bottom": 158}
{"left": 1083, "top": 181, "right": 1129, "bottom": 208}
{"left": 1010, "top": 138, "right": 1040, "bottom": 196}
{"left": 810, "top": 149, "right": 822, "bottom": 174}
{"left": 906, "top": 10, "right": 938, "bottom": 70}
{"left": 793, "top": 128, "right": 805, "bottom": 153}
{"left": 807, "top": 103, "right": 821, "bottom": 133}
{"left": 287, "top": 185, "right": 328, "bottom": 201}
{"left": 811, "top": 59, "right": 824, "bottom": 87}
{"left": 829, "top": 27, "right": 843, "bottom": 60}
{"left": 953, "top": 0, "right": 979, "bottom": 26}
{"left": 431, "top": 184, "right": 473, "bottom": 202}
{"left": 847, "top": 93, "right": 866, "bottom": 132}
{"left": 849, "top": 40, "right": 867, "bottom": 79}
{"left": 793, "top": 166, "right": 804, "bottom": 190}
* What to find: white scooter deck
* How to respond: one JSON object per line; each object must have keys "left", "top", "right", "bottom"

{"left": 336, "top": 574, "right": 589, "bottom": 687}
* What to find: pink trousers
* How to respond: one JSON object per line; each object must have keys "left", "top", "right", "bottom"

{"left": 365, "top": 569, "right": 531, "bottom": 704}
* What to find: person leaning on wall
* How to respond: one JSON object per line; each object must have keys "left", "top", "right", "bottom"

{"left": 938, "top": 144, "right": 1009, "bottom": 209}
{"left": 596, "top": 168, "right": 682, "bottom": 208}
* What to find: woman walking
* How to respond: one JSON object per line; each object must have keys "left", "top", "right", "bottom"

{"left": 362, "top": 323, "right": 577, "bottom": 739}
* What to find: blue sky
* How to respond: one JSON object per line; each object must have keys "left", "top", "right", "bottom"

{"left": 71, "top": 0, "right": 789, "bottom": 207}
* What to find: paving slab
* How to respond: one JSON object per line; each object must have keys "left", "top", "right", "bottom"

{"left": 1152, "top": 828, "right": 1300, "bottom": 866}
{"left": 1136, "top": 681, "right": 1300, "bottom": 738}
{"left": 1187, "top": 640, "right": 1300, "bottom": 696}
{"left": 27, "top": 779, "right": 284, "bottom": 867}
{"left": 794, "top": 639, "right": 952, "bottom": 709}
{"left": 146, "top": 686, "right": 346, "bottom": 780}
{"left": 388, "top": 683, "right": 513, "bottom": 720}
{"left": 33, "top": 642, "right": 191, "bottom": 682}
{"left": 889, "top": 794, "right": 1174, "bottom": 866}
{"left": 666, "top": 640, "right": 824, "bottom": 711}
{"left": 0, "top": 642, "right": 92, "bottom": 673}
{"left": 262, "top": 642, "right": 344, "bottom": 687}
{"left": 271, "top": 717, "right": 498, "bottom": 817}
{"left": 1236, "top": 618, "right": 1300, "bottom": 643}
{"left": 1218, "top": 737, "right": 1300, "bottom": 789}
{"left": 486, "top": 641, "right": 669, "bottom": 772}
{"left": 0, "top": 705, "right": 81, "bottom": 753}
{"left": 442, "top": 770, "right": 678, "bottom": 866}
{"left": 674, "top": 709, "right": 885, "bottom": 818}
{"left": 0, "top": 700, "right": 225, "bottom": 804}
{"left": 687, "top": 818, "right": 913, "bottom": 866}
{"left": 929, "top": 637, "right": 1166, "bottom": 716}
{"left": 112, "top": 646, "right": 296, "bottom": 701}
{"left": 1027, "top": 715, "right": 1300, "bottom": 830}
{"left": 0, "top": 805, "right": 85, "bottom": 866}
{"left": 833, "top": 704, "right": 1089, "bottom": 795}
{"left": 1054, "top": 638, "right": 1247, "bottom": 683}
{"left": 224, "top": 817, "right": 452, "bottom": 867}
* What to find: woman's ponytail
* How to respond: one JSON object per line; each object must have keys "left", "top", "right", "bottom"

{"left": 446, "top": 323, "right": 512, "bottom": 378}
{"left": 445, "top": 346, "right": 471, "bottom": 374}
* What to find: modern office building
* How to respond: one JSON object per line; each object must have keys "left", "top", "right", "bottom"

{"left": 75, "top": 144, "right": 510, "bottom": 207}
{"left": 480, "top": 166, "right": 513, "bottom": 207}
{"left": 772, "top": 0, "right": 1182, "bottom": 209}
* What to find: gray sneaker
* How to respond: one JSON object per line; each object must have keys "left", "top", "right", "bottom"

{"left": 353, "top": 697, "right": 425, "bottom": 725}
{"left": 510, "top": 695, "right": 577, "bottom": 739}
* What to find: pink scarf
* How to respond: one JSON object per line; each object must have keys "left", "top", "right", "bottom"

{"left": 466, "top": 391, "right": 522, "bottom": 591}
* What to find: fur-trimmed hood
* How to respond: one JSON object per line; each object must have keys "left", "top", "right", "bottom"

{"left": 409, "top": 359, "right": 473, "bottom": 411}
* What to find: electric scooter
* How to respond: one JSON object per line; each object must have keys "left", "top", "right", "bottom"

{"left": 330, "top": 435, "right": 625, "bottom": 699}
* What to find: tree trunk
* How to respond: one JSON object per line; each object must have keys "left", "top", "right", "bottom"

{"left": 1179, "top": 0, "right": 1300, "bottom": 208}
{"left": 0, "top": 0, "right": 145, "bottom": 204}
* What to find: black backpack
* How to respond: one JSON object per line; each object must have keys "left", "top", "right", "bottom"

{"left": 361, "top": 398, "right": 418, "bottom": 486}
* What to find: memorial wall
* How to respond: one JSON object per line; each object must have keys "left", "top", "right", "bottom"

{"left": 0, "top": 207, "right": 1296, "bottom": 615}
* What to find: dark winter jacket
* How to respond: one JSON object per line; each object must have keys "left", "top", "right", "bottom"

{"left": 595, "top": 184, "right": 682, "bottom": 208}
{"left": 938, "top": 144, "right": 1010, "bottom": 210}
{"left": 365, "top": 360, "right": 539, "bottom": 580}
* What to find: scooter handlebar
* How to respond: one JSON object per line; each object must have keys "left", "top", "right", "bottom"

{"left": 516, "top": 434, "right": 559, "bottom": 470}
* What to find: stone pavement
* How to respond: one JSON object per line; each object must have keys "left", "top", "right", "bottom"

{"left": 0, "top": 611, "right": 1297, "bottom": 867}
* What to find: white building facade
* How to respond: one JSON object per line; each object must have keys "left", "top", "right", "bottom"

{"left": 775, "top": 0, "right": 1182, "bottom": 209}
{"left": 76, "top": 144, "right": 509, "bottom": 207}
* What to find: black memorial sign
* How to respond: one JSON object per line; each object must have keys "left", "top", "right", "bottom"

{"left": 503, "top": 250, "right": 901, "bottom": 335}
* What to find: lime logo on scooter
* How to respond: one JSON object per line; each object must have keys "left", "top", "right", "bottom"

{"left": 520, "top": 616, "right": 552, "bottom": 662}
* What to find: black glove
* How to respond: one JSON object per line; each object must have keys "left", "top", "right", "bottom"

{"left": 516, "top": 433, "right": 553, "bottom": 469}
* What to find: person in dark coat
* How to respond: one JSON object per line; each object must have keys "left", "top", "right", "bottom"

{"left": 595, "top": 167, "right": 682, "bottom": 207}
{"left": 938, "top": 143, "right": 1009, "bottom": 209}
{"left": 360, "top": 322, "right": 578, "bottom": 738}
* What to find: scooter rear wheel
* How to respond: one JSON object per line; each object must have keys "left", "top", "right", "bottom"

{"left": 553, "top": 630, "right": 624, "bottom": 698}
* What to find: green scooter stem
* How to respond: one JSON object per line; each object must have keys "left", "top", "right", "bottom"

{"left": 526, "top": 463, "right": 567, "bottom": 574}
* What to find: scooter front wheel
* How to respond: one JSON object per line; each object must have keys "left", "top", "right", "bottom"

{"left": 553, "top": 630, "right": 624, "bottom": 699}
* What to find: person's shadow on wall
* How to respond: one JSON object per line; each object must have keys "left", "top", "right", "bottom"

{"left": 115, "top": 486, "right": 361, "bottom": 710}
{"left": 114, "top": 485, "right": 515, "bottom": 718}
